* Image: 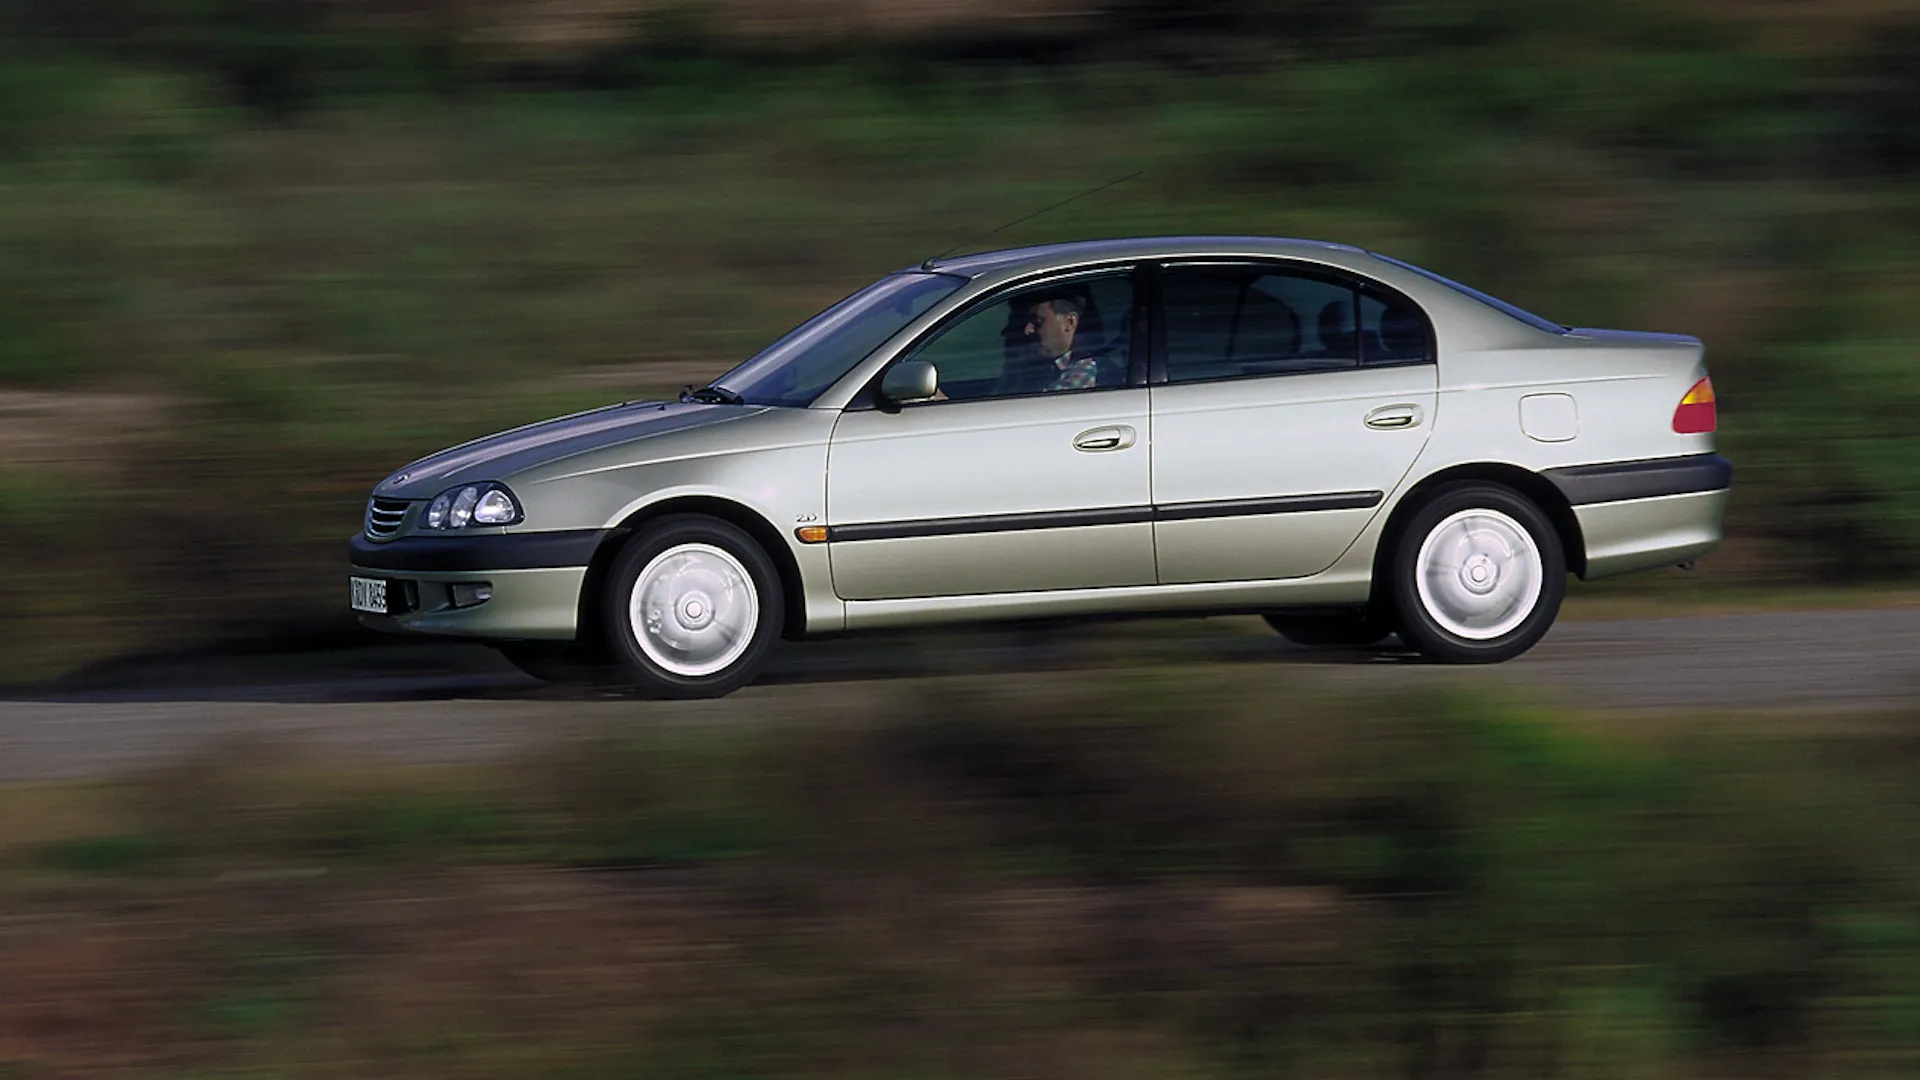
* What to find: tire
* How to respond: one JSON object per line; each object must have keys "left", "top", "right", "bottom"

{"left": 494, "top": 642, "right": 618, "bottom": 686}
{"left": 601, "top": 515, "right": 784, "bottom": 699}
{"left": 1388, "top": 482, "right": 1565, "bottom": 664}
{"left": 1262, "top": 609, "right": 1396, "bottom": 649}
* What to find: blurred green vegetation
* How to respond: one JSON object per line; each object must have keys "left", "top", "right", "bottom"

{"left": 10, "top": 675, "right": 1920, "bottom": 1075}
{"left": 0, "top": 0, "right": 1916, "bottom": 676}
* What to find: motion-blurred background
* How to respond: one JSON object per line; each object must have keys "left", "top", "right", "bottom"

{"left": 1, "top": 0, "right": 1916, "bottom": 679}
{"left": 4, "top": 4, "right": 1920, "bottom": 1078}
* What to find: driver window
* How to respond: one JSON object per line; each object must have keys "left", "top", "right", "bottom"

{"left": 898, "top": 272, "right": 1135, "bottom": 404}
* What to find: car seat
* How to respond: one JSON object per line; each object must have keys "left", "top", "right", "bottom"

{"left": 1371, "top": 303, "right": 1428, "bottom": 363}
{"left": 1076, "top": 296, "right": 1134, "bottom": 387}
{"left": 1227, "top": 288, "right": 1302, "bottom": 369}
{"left": 1316, "top": 300, "right": 1357, "bottom": 360}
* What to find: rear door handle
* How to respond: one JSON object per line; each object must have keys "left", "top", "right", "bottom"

{"left": 1364, "top": 404, "right": 1423, "bottom": 430}
{"left": 1073, "top": 425, "right": 1137, "bottom": 452}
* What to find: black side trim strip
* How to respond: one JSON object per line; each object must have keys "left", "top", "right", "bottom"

{"left": 349, "top": 529, "right": 608, "bottom": 572}
{"left": 1154, "top": 491, "right": 1383, "bottom": 522}
{"left": 1544, "top": 453, "right": 1733, "bottom": 506}
{"left": 828, "top": 491, "right": 1385, "bottom": 543}
{"left": 828, "top": 507, "right": 1153, "bottom": 543}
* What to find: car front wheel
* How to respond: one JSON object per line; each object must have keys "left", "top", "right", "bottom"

{"left": 1389, "top": 483, "right": 1565, "bottom": 664}
{"left": 602, "top": 515, "right": 784, "bottom": 699}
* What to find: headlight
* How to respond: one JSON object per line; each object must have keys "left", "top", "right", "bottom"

{"left": 448, "top": 486, "right": 480, "bottom": 528}
{"left": 421, "top": 482, "right": 522, "bottom": 530}
{"left": 474, "top": 487, "right": 517, "bottom": 524}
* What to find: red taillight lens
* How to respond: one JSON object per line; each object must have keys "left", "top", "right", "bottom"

{"left": 1672, "top": 377, "right": 1716, "bottom": 434}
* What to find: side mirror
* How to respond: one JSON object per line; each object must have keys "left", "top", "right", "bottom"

{"left": 880, "top": 360, "right": 938, "bottom": 406}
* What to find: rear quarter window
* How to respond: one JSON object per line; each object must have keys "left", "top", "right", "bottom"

{"left": 1359, "top": 289, "right": 1435, "bottom": 365}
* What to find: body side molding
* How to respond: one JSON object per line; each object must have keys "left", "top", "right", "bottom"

{"left": 827, "top": 491, "right": 1385, "bottom": 543}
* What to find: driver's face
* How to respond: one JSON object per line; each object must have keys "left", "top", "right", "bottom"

{"left": 1022, "top": 301, "right": 1079, "bottom": 361}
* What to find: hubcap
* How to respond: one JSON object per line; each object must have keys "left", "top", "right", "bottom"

{"left": 628, "top": 543, "right": 759, "bottom": 677}
{"left": 1414, "top": 508, "right": 1543, "bottom": 641}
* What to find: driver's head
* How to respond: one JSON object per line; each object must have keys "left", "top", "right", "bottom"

{"left": 1020, "top": 290, "right": 1084, "bottom": 361}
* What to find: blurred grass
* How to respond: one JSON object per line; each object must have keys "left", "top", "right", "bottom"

{"left": 8, "top": 675, "right": 1920, "bottom": 1075}
{"left": 0, "top": 1, "right": 1916, "bottom": 677}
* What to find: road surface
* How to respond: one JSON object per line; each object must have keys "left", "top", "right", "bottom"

{"left": 2, "top": 608, "right": 1916, "bottom": 782}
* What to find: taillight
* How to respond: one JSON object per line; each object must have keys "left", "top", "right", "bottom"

{"left": 1672, "top": 377, "right": 1716, "bottom": 434}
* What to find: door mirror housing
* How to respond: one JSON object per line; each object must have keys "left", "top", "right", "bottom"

{"left": 880, "top": 360, "right": 939, "bottom": 406}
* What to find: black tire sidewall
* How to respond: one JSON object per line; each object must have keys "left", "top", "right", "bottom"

{"left": 1390, "top": 483, "right": 1566, "bottom": 664}
{"left": 602, "top": 515, "right": 784, "bottom": 698}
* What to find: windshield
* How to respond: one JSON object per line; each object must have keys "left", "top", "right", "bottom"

{"left": 712, "top": 272, "right": 966, "bottom": 407}
{"left": 1370, "top": 253, "right": 1568, "bottom": 334}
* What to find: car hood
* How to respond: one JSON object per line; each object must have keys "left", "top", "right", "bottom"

{"left": 373, "top": 400, "right": 767, "bottom": 499}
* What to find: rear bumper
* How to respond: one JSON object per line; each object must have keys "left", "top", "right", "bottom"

{"left": 1545, "top": 452, "right": 1732, "bottom": 506}
{"left": 1573, "top": 488, "right": 1729, "bottom": 580}
{"left": 348, "top": 530, "right": 604, "bottom": 640}
{"left": 1542, "top": 453, "right": 1732, "bottom": 579}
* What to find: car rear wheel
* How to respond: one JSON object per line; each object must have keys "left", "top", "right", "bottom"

{"left": 1262, "top": 609, "right": 1396, "bottom": 649}
{"left": 602, "top": 515, "right": 783, "bottom": 699}
{"left": 1389, "top": 483, "right": 1565, "bottom": 664}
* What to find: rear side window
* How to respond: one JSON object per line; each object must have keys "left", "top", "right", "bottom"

{"left": 1162, "top": 266, "right": 1360, "bottom": 383}
{"left": 1160, "top": 263, "right": 1431, "bottom": 383}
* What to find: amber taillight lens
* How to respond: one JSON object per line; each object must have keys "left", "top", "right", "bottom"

{"left": 1673, "top": 377, "right": 1717, "bottom": 434}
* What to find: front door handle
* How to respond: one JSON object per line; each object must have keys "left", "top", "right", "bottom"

{"left": 1073, "top": 424, "right": 1137, "bottom": 452}
{"left": 1364, "top": 404, "right": 1423, "bottom": 430}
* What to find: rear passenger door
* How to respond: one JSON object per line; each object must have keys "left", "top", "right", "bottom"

{"left": 1148, "top": 261, "right": 1438, "bottom": 584}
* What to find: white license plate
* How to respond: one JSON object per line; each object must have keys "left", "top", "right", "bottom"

{"left": 349, "top": 576, "right": 389, "bottom": 614}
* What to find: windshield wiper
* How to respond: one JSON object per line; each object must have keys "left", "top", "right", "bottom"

{"left": 679, "top": 384, "right": 744, "bottom": 406}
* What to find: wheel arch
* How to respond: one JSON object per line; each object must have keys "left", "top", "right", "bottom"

{"left": 1374, "top": 462, "right": 1588, "bottom": 589}
{"left": 579, "top": 495, "right": 808, "bottom": 646}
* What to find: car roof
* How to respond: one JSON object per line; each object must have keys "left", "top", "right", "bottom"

{"left": 917, "top": 236, "right": 1366, "bottom": 278}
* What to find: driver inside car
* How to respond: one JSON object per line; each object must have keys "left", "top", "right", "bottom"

{"left": 993, "top": 287, "right": 1111, "bottom": 395}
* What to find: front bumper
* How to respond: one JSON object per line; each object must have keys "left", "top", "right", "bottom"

{"left": 349, "top": 530, "right": 605, "bottom": 640}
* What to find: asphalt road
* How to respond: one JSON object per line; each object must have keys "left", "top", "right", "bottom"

{"left": 2, "top": 607, "right": 1916, "bottom": 782}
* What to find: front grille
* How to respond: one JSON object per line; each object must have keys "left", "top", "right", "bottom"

{"left": 365, "top": 497, "right": 409, "bottom": 540}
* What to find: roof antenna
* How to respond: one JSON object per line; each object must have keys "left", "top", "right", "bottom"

{"left": 920, "top": 171, "right": 1143, "bottom": 271}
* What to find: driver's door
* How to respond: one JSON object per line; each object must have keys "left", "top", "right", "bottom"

{"left": 826, "top": 269, "right": 1154, "bottom": 601}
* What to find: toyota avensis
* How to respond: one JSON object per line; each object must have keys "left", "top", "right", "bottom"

{"left": 350, "top": 237, "right": 1731, "bottom": 698}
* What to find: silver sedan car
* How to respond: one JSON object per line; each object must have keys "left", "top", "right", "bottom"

{"left": 350, "top": 237, "right": 1731, "bottom": 697}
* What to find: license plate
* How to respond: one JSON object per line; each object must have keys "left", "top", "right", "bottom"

{"left": 349, "top": 576, "right": 389, "bottom": 615}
